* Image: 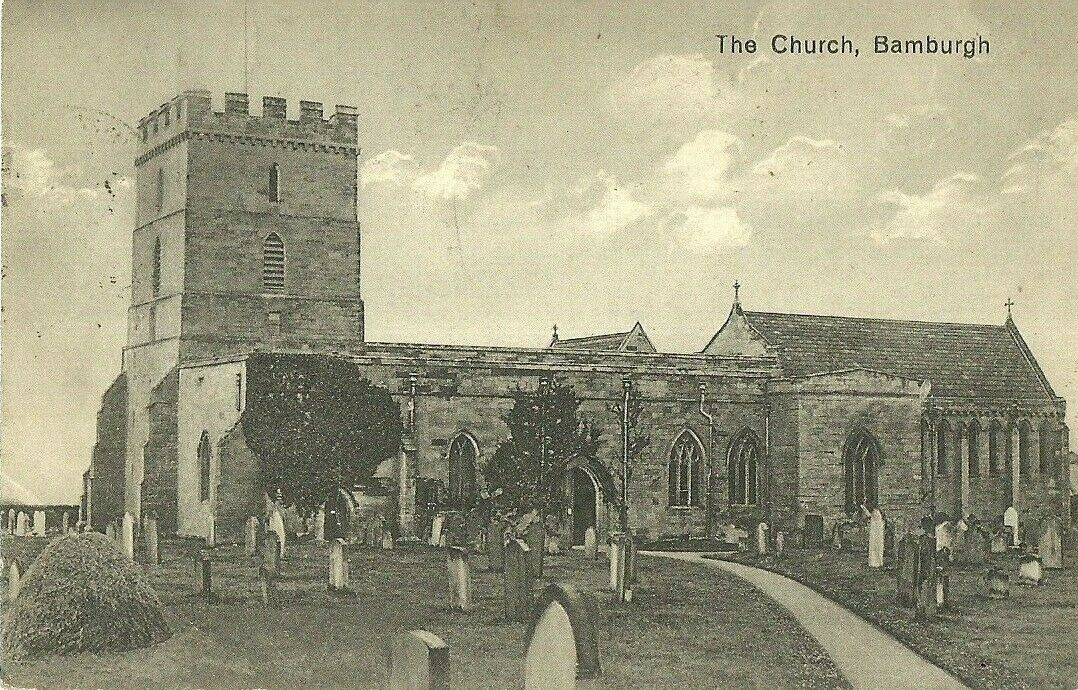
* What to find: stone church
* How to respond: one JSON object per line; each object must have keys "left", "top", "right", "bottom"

{"left": 83, "top": 91, "right": 1071, "bottom": 545}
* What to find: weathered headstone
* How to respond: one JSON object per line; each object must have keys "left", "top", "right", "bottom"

{"left": 329, "top": 538, "right": 350, "bottom": 592}
{"left": 8, "top": 561, "right": 21, "bottom": 601}
{"left": 430, "top": 513, "right": 446, "bottom": 547}
{"left": 262, "top": 530, "right": 281, "bottom": 576}
{"left": 32, "top": 510, "right": 46, "bottom": 536}
{"left": 774, "top": 531, "right": 785, "bottom": 558}
{"left": 868, "top": 509, "right": 885, "bottom": 568}
{"left": 246, "top": 516, "right": 260, "bottom": 556}
{"left": 755, "top": 522, "right": 768, "bottom": 556}
{"left": 487, "top": 520, "right": 506, "bottom": 573}
{"left": 524, "top": 584, "right": 602, "bottom": 690}
{"left": 314, "top": 508, "right": 326, "bottom": 542}
{"left": 121, "top": 512, "right": 136, "bottom": 561}
{"left": 525, "top": 521, "right": 546, "bottom": 580}
{"left": 61, "top": 510, "right": 71, "bottom": 534}
{"left": 143, "top": 514, "right": 159, "bottom": 565}
{"left": 6, "top": 509, "right": 15, "bottom": 534}
{"left": 504, "top": 538, "right": 533, "bottom": 622}
{"left": 1003, "top": 506, "right": 1019, "bottom": 546}
{"left": 1038, "top": 517, "right": 1062, "bottom": 569}
{"left": 934, "top": 521, "right": 954, "bottom": 561}
{"left": 984, "top": 568, "right": 1010, "bottom": 599}
{"left": 803, "top": 514, "right": 825, "bottom": 547}
{"left": 990, "top": 530, "right": 1008, "bottom": 554}
{"left": 608, "top": 534, "right": 621, "bottom": 591}
{"left": 269, "top": 509, "right": 287, "bottom": 559}
{"left": 720, "top": 523, "right": 749, "bottom": 548}
{"left": 105, "top": 521, "right": 115, "bottom": 541}
{"left": 387, "top": 630, "right": 450, "bottom": 690}
{"left": 1017, "top": 554, "right": 1044, "bottom": 585}
{"left": 15, "top": 511, "right": 28, "bottom": 537}
{"left": 446, "top": 546, "right": 472, "bottom": 611}
{"left": 382, "top": 530, "right": 395, "bottom": 550}
{"left": 583, "top": 526, "right": 597, "bottom": 560}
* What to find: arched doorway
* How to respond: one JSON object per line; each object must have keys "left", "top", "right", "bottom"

{"left": 571, "top": 467, "right": 600, "bottom": 545}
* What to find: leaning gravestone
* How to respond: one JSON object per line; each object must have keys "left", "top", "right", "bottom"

{"left": 608, "top": 534, "right": 621, "bottom": 591}
{"left": 505, "top": 538, "right": 533, "bottom": 622}
{"left": 1038, "top": 517, "right": 1062, "bottom": 569}
{"left": 387, "top": 630, "right": 450, "bottom": 690}
{"left": 1003, "top": 506, "right": 1020, "bottom": 546}
{"left": 446, "top": 546, "right": 472, "bottom": 612}
{"left": 246, "top": 517, "right": 260, "bottom": 556}
{"left": 582, "top": 527, "right": 598, "bottom": 560}
{"left": 613, "top": 535, "right": 636, "bottom": 604}
{"left": 868, "top": 509, "right": 885, "bottom": 568}
{"left": 523, "top": 583, "right": 602, "bottom": 690}
{"left": 525, "top": 521, "right": 546, "bottom": 580}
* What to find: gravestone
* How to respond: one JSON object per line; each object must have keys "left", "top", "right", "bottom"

{"left": 774, "top": 531, "right": 785, "bottom": 558}
{"left": 990, "top": 530, "right": 1008, "bottom": 554}
{"left": 329, "top": 538, "right": 350, "bottom": 592}
{"left": 143, "top": 514, "right": 159, "bottom": 565}
{"left": 15, "top": 512, "right": 28, "bottom": 537}
{"left": 755, "top": 522, "right": 768, "bottom": 556}
{"left": 984, "top": 568, "right": 1010, "bottom": 599}
{"left": 1038, "top": 517, "right": 1062, "bottom": 569}
{"left": 613, "top": 535, "right": 636, "bottom": 604}
{"left": 387, "top": 630, "right": 450, "bottom": 690}
{"left": 262, "top": 530, "right": 281, "bottom": 577}
{"left": 246, "top": 517, "right": 260, "bottom": 556}
{"left": 6, "top": 509, "right": 14, "bottom": 534}
{"left": 720, "top": 523, "right": 749, "bottom": 548}
{"left": 197, "top": 551, "right": 214, "bottom": 602}
{"left": 936, "top": 566, "right": 952, "bottom": 611}
{"left": 803, "top": 514, "right": 825, "bottom": 546}
{"left": 868, "top": 509, "right": 885, "bottom": 568}
{"left": 935, "top": 521, "right": 954, "bottom": 561}
{"left": 8, "top": 561, "right": 21, "bottom": 601}
{"left": 487, "top": 520, "right": 507, "bottom": 573}
{"left": 314, "top": 508, "right": 326, "bottom": 542}
{"left": 121, "top": 512, "right": 136, "bottom": 561}
{"left": 382, "top": 530, "right": 395, "bottom": 550}
{"left": 525, "top": 521, "right": 546, "bottom": 579}
{"left": 32, "top": 510, "right": 46, "bottom": 536}
{"left": 583, "top": 526, "right": 597, "bottom": 560}
{"left": 504, "top": 538, "right": 533, "bottom": 622}
{"left": 430, "top": 513, "right": 446, "bottom": 547}
{"left": 1017, "top": 554, "right": 1044, "bottom": 585}
{"left": 269, "top": 509, "right": 287, "bottom": 559}
{"left": 61, "top": 510, "right": 71, "bottom": 534}
{"left": 446, "top": 546, "right": 473, "bottom": 611}
{"left": 1003, "top": 506, "right": 1019, "bottom": 546}
{"left": 524, "top": 584, "right": 602, "bottom": 690}
{"left": 608, "top": 534, "right": 622, "bottom": 591}
{"left": 105, "top": 522, "right": 115, "bottom": 541}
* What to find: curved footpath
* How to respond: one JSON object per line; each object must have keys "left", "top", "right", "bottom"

{"left": 641, "top": 551, "right": 968, "bottom": 690}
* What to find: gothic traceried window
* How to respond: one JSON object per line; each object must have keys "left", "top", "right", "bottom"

{"left": 198, "top": 431, "right": 211, "bottom": 502}
{"left": 262, "top": 233, "right": 286, "bottom": 292}
{"left": 844, "top": 429, "right": 880, "bottom": 513}
{"left": 726, "top": 430, "right": 758, "bottom": 507}
{"left": 447, "top": 432, "right": 478, "bottom": 509}
{"left": 669, "top": 430, "right": 704, "bottom": 507}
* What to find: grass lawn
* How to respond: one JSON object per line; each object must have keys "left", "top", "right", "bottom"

{"left": 715, "top": 544, "right": 1078, "bottom": 690}
{"left": 2, "top": 535, "right": 849, "bottom": 689}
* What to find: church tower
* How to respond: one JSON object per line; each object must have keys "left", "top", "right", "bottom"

{"left": 122, "top": 91, "right": 364, "bottom": 516}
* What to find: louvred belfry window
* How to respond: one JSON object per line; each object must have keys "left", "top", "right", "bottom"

{"left": 263, "top": 233, "right": 286, "bottom": 292}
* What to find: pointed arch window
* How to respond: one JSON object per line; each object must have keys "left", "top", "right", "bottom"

{"left": 844, "top": 429, "right": 880, "bottom": 513}
{"left": 198, "top": 431, "right": 211, "bottom": 502}
{"left": 151, "top": 237, "right": 162, "bottom": 298}
{"left": 447, "top": 432, "right": 478, "bottom": 509}
{"left": 989, "top": 421, "right": 1003, "bottom": 476}
{"left": 269, "top": 163, "right": 281, "bottom": 202}
{"left": 262, "top": 233, "right": 286, "bottom": 292}
{"left": 967, "top": 420, "right": 981, "bottom": 477}
{"left": 726, "top": 431, "right": 759, "bottom": 507}
{"left": 669, "top": 431, "right": 704, "bottom": 507}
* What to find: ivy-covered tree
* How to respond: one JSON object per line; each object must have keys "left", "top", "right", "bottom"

{"left": 485, "top": 378, "right": 601, "bottom": 519}
{"left": 240, "top": 353, "right": 404, "bottom": 515}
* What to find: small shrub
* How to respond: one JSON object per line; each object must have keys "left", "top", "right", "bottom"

{"left": 2, "top": 532, "right": 170, "bottom": 659}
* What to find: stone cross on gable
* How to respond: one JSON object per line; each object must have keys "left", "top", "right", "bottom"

{"left": 1005, "top": 297, "right": 1015, "bottom": 317}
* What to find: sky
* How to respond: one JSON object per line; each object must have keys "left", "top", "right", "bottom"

{"left": 1, "top": 0, "right": 1075, "bottom": 504}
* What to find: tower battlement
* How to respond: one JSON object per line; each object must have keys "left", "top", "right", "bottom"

{"left": 136, "top": 91, "right": 358, "bottom": 163}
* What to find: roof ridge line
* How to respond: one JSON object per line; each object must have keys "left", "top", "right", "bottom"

{"left": 743, "top": 310, "right": 1004, "bottom": 329}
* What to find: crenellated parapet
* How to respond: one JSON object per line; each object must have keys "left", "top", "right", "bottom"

{"left": 136, "top": 91, "right": 358, "bottom": 166}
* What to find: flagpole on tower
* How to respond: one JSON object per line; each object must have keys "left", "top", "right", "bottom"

{"left": 243, "top": 0, "right": 250, "bottom": 93}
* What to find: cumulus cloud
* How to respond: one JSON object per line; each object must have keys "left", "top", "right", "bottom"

{"left": 1000, "top": 118, "right": 1078, "bottom": 194}
{"left": 661, "top": 129, "right": 742, "bottom": 201}
{"left": 580, "top": 173, "right": 652, "bottom": 235}
{"left": 872, "top": 172, "right": 983, "bottom": 244}
{"left": 360, "top": 142, "right": 501, "bottom": 201}
{"left": 3, "top": 146, "right": 130, "bottom": 205}
{"left": 668, "top": 205, "right": 752, "bottom": 254}
{"left": 606, "top": 54, "right": 737, "bottom": 122}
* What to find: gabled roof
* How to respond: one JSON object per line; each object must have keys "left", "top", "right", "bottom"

{"left": 705, "top": 306, "right": 1056, "bottom": 401}
{"left": 550, "top": 322, "right": 657, "bottom": 353}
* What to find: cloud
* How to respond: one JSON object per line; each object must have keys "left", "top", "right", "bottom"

{"left": 872, "top": 172, "right": 983, "bottom": 244}
{"left": 661, "top": 129, "right": 742, "bottom": 201}
{"left": 668, "top": 206, "right": 751, "bottom": 254}
{"left": 1001, "top": 118, "right": 1078, "bottom": 194}
{"left": 3, "top": 146, "right": 129, "bottom": 205}
{"left": 360, "top": 143, "right": 500, "bottom": 201}
{"left": 607, "top": 54, "right": 737, "bottom": 123}
{"left": 412, "top": 142, "right": 501, "bottom": 201}
{"left": 751, "top": 136, "right": 842, "bottom": 177}
{"left": 579, "top": 173, "right": 651, "bottom": 235}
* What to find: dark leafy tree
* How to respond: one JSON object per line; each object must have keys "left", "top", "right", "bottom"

{"left": 485, "top": 378, "right": 601, "bottom": 519}
{"left": 241, "top": 353, "right": 403, "bottom": 514}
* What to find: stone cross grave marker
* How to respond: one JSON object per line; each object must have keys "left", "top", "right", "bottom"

{"left": 868, "top": 509, "right": 885, "bottom": 568}
{"left": 269, "top": 509, "right": 287, "bottom": 559}
{"left": 525, "top": 521, "right": 545, "bottom": 580}
{"left": 8, "top": 561, "right": 21, "bottom": 601}
{"left": 524, "top": 583, "right": 602, "bottom": 690}
{"left": 32, "top": 510, "right": 46, "bottom": 536}
{"left": 1017, "top": 554, "right": 1044, "bottom": 585}
{"left": 387, "top": 629, "right": 450, "bottom": 690}
{"left": 505, "top": 538, "right": 533, "bottom": 622}
{"left": 583, "top": 526, "right": 597, "bottom": 560}
{"left": 446, "top": 546, "right": 473, "bottom": 612}
{"left": 755, "top": 522, "right": 768, "bottom": 556}
{"left": 144, "top": 514, "right": 159, "bottom": 565}
{"left": 329, "top": 538, "right": 350, "bottom": 592}
{"left": 1003, "top": 506, "right": 1019, "bottom": 546}
{"left": 121, "top": 512, "right": 136, "bottom": 561}
{"left": 1038, "top": 517, "right": 1062, "bottom": 569}
{"left": 246, "top": 516, "right": 260, "bottom": 556}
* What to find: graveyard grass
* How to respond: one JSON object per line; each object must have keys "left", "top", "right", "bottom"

{"left": 2, "top": 535, "right": 848, "bottom": 689}
{"left": 715, "top": 545, "right": 1078, "bottom": 690}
